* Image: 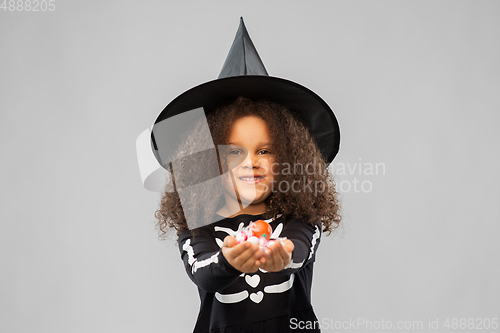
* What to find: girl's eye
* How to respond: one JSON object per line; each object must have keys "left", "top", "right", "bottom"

{"left": 228, "top": 149, "right": 271, "bottom": 156}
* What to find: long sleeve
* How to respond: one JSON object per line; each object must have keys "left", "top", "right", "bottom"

{"left": 273, "top": 219, "right": 322, "bottom": 275}
{"left": 178, "top": 226, "right": 243, "bottom": 293}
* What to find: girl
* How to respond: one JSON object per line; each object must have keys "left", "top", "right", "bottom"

{"left": 148, "top": 18, "right": 341, "bottom": 333}
{"left": 154, "top": 97, "right": 341, "bottom": 332}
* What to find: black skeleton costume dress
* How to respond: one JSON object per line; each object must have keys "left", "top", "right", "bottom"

{"left": 178, "top": 213, "right": 322, "bottom": 332}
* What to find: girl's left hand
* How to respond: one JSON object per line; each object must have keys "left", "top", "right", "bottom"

{"left": 258, "top": 239, "right": 294, "bottom": 272}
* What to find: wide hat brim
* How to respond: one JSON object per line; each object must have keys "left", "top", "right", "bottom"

{"left": 151, "top": 74, "right": 340, "bottom": 166}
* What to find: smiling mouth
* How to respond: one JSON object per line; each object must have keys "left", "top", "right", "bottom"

{"left": 238, "top": 176, "right": 264, "bottom": 184}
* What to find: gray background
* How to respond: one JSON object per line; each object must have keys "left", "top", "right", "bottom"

{"left": 1, "top": 0, "right": 499, "bottom": 332}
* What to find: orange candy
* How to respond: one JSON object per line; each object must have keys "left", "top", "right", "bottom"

{"left": 250, "top": 220, "right": 272, "bottom": 240}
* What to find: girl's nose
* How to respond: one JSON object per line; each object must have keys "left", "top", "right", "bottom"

{"left": 241, "top": 152, "right": 261, "bottom": 169}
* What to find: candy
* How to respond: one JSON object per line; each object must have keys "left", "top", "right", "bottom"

{"left": 248, "top": 236, "right": 259, "bottom": 245}
{"left": 250, "top": 220, "right": 272, "bottom": 240}
{"left": 235, "top": 219, "right": 288, "bottom": 253}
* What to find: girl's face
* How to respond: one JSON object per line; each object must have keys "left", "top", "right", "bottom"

{"left": 221, "top": 116, "right": 275, "bottom": 210}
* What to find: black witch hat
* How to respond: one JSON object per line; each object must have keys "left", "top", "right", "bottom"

{"left": 151, "top": 17, "right": 340, "bottom": 169}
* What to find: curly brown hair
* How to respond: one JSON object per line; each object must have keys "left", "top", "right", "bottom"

{"left": 154, "top": 96, "right": 341, "bottom": 239}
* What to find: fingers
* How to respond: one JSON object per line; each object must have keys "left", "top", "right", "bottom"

{"left": 273, "top": 240, "right": 293, "bottom": 268}
{"left": 235, "top": 243, "right": 258, "bottom": 264}
{"left": 228, "top": 242, "right": 251, "bottom": 261}
{"left": 261, "top": 240, "right": 293, "bottom": 272}
{"left": 223, "top": 238, "right": 262, "bottom": 273}
{"left": 223, "top": 237, "right": 250, "bottom": 260}
{"left": 223, "top": 235, "right": 236, "bottom": 248}
{"left": 271, "top": 243, "right": 285, "bottom": 269}
{"left": 236, "top": 244, "right": 263, "bottom": 271}
{"left": 284, "top": 239, "right": 294, "bottom": 252}
{"left": 277, "top": 240, "right": 291, "bottom": 258}
{"left": 260, "top": 243, "right": 280, "bottom": 271}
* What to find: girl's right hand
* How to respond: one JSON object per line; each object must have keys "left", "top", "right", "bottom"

{"left": 221, "top": 236, "right": 263, "bottom": 273}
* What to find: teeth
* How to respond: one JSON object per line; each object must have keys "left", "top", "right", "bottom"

{"left": 240, "top": 177, "right": 263, "bottom": 181}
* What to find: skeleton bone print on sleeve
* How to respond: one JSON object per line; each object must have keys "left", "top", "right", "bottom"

{"left": 211, "top": 215, "right": 322, "bottom": 304}
{"left": 178, "top": 226, "right": 243, "bottom": 293}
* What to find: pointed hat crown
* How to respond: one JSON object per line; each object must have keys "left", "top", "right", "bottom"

{"left": 151, "top": 17, "right": 340, "bottom": 173}
{"left": 218, "top": 17, "right": 269, "bottom": 78}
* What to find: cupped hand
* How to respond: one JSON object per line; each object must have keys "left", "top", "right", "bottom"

{"left": 221, "top": 236, "right": 264, "bottom": 273}
{"left": 258, "top": 239, "right": 294, "bottom": 272}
